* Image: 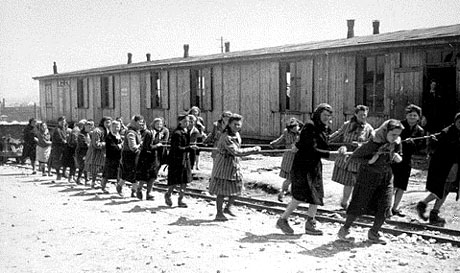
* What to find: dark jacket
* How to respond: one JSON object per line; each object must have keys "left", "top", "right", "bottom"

{"left": 426, "top": 124, "right": 460, "bottom": 199}
{"left": 167, "top": 126, "right": 192, "bottom": 186}
{"left": 290, "top": 120, "right": 330, "bottom": 205}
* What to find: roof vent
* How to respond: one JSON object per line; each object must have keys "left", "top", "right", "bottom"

{"left": 53, "top": 62, "right": 58, "bottom": 74}
{"left": 127, "top": 53, "right": 132, "bottom": 64}
{"left": 146, "top": 53, "right": 151, "bottom": 61}
{"left": 224, "top": 42, "right": 230, "bottom": 52}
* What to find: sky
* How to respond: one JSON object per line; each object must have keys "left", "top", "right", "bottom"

{"left": 1, "top": 0, "right": 459, "bottom": 105}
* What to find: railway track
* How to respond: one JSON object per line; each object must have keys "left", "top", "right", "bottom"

{"left": 5, "top": 161, "right": 460, "bottom": 246}
{"left": 151, "top": 182, "right": 460, "bottom": 246}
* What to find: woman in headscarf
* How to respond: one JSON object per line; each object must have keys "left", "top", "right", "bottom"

{"left": 269, "top": 117, "right": 303, "bottom": 202}
{"left": 416, "top": 112, "right": 460, "bottom": 226}
{"left": 329, "top": 105, "right": 374, "bottom": 209}
{"left": 276, "top": 103, "right": 344, "bottom": 235}
{"left": 338, "top": 119, "right": 404, "bottom": 245}
{"left": 85, "top": 116, "right": 112, "bottom": 188}
{"left": 75, "top": 120, "right": 93, "bottom": 185}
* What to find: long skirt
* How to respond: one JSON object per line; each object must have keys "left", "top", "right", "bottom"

{"left": 136, "top": 153, "right": 159, "bottom": 181}
{"left": 36, "top": 146, "right": 51, "bottom": 163}
{"left": 290, "top": 160, "right": 324, "bottom": 205}
{"left": 167, "top": 155, "right": 192, "bottom": 186}
{"left": 62, "top": 146, "right": 76, "bottom": 169}
{"left": 119, "top": 150, "right": 138, "bottom": 183}
{"left": 103, "top": 157, "right": 120, "bottom": 180}
{"left": 209, "top": 177, "right": 243, "bottom": 196}
{"left": 279, "top": 151, "right": 295, "bottom": 179}
{"left": 392, "top": 162, "right": 411, "bottom": 191}
{"left": 49, "top": 144, "right": 65, "bottom": 169}
{"left": 347, "top": 165, "right": 393, "bottom": 218}
{"left": 332, "top": 154, "right": 358, "bottom": 186}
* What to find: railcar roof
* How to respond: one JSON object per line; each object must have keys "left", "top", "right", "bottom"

{"left": 33, "top": 23, "right": 460, "bottom": 80}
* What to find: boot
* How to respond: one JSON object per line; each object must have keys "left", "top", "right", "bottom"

{"left": 164, "top": 193, "right": 172, "bottom": 207}
{"left": 429, "top": 209, "right": 446, "bottom": 226}
{"left": 416, "top": 201, "right": 428, "bottom": 221}
{"left": 276, "top": 218, "right": 294, "bottom": 234}
{"left": 136, "top": 189, "right": 143, "bottom": 200}
{"left": 304, "top": 216, "right": 323, "bottom": 235}
{"left": 368, "top": 229, "right": 387, "bottom": 245}
{"left": 223, "top": 205, "right": 236, "bottom": 217}
{"left": 178, "top": 197, "right": 188, "bottom": 208}
{"left": 338, "top": 226, "right": 354, "bottom": 242}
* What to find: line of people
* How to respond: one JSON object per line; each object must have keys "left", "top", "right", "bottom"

{"left": 20, "top": 103, "right": 459, "bottom": 244}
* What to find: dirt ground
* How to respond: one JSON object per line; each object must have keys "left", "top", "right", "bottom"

{"left": 1, "top": 153, "right": 460, "bottom": 273}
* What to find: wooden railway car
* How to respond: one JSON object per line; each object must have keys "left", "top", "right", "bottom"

{"left": 33, "top": 22, "right": 460, "bottom": 139}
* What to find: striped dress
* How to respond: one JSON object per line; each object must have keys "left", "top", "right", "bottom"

{"left": 84, "top": 126, "right": 107, "bottom": 175}
{"left": 330, "top": 121, "right": 374, "bottom": 186}
{"left": 270, "top": 129, "right": 299, "bottom": 179}
{"left": 209, "top": 132, "right": 258, "bottom": 196}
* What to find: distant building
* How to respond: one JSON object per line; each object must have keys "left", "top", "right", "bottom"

{"left": 33, "top": 22, "right": 460, "bottom": 139}
{"left": 0, "top": 99, "right": 40, "bottom": 123}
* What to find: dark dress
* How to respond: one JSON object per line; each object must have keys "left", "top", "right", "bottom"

{"left": 62, "top": 128, "right": 77, "bottom": 170}
{"left": 347, "top": 140, "right": 401, "bottom": 217}
{"left": 75, "top": 131, "right": 90, "bottom": 169}
{"left": 136, "top": 130, "right": 161, "bottom": 181}
{"left": 290, "top": 120, "right": 330, "bottom": 206}
{"left": 119, "top": 128, "right": 141, "bottom": 183}
{"left": 426, "top": 124, "right": 460, "bottom": 199}
{"left": 103, "top": 132, "right": 122, "bottom": 179}
{"left": 49, "top": 126, "right": 67, "bottom": 169}
{"left": 391, "top": 120, "right": 425, "bottom": 191}
{"left": 167, "top": 127, "right": 192, "bottom": 186}
{"left": 22, "top": 124, "right": 38, "bottom": 162}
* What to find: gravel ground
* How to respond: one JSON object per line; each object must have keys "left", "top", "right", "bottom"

{"left": 1, "top": 155, "right": 460, "bottom": 273}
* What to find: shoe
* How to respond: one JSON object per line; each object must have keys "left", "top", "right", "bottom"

{"left": 178, "top": 199, "right": 188, "bottom": 208}
{"left": 146, "top": 194, "right": 154, "bottom": 201}
{"left": 429, "top": 209, "right": 446, "bottom": 226}
{"left": 31, "top": 171, "right": 37, "bottom": 175}
{"left": 338, "top": 226, "right": 355, "bottom": 242}
{"left": 304, "top": 217, "right": 323, "bottom": 235}
{"left": 136, "top": 190, "right": 143, "bottom": 200}
{"left": 131, "top": 190, "right": 136, "bottom": 198}
{"left": 223, "top": 207, "right": 236, "bottom": 217}
{"left": 56, "top": 175, "right": 62, "bottom": 181}
{"left": 214, "top": 213, "right": 228, "bottom": 221}
{"left": 277, "top": 192, "right": 285, "bottom": 202}
{"left": 368, "top": 229, "right": 387, "bottom": 245}
{"left": 165, "top": 193, "right": 172, "bottom": 207}
{"left": 276, "top": 218, "right": 294, "bottom": 234}
{"left": 391, "top": 209, "right": 406, "bottom": 217}
{"left": 116, "top": 184, "right": 123, "bottom": 196}
{"left": 48, "top": 173, "right": 53, "bottom": 177}
{"left": 76, "top": 179, "right": 82, "bottom": 185}
{"left": 340, "top": 202, "right": 348, "bottom": 210}
{"left": 101, "top": 188, "right": 109, "bottom": 194}
{"left": 416, "top": 202, "right": 428, "bottom": 221}
{"left": 42, "top": 173, "right": 47, "bottom": 176}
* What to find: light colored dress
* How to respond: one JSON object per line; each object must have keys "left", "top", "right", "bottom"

{"left": 270, "top": 129, "right": 299, "bottom": 179}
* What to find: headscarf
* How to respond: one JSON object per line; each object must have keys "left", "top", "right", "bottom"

{"left": 312, "top": 103, "right": 333, "bottom": 132}
{"left": 371, "top": 119, "right": 404, "bottom": 144}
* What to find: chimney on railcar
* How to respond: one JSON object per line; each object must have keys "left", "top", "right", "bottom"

{"left": 224, "top": 42, "right": 230, "bottom": 52}
{"left": 347, "top": 19, "right": 355, "bottom": 38}
{"left": 183, "top": 44, "right": 189, "bottom": 58}
{"left": 146, "top": 53, "right": 151, "bottom": 61}
{"left": 53, "top": 62, "right": 58, "bottom": 74}
{"left": 373, "top": 20, "right": 380, "bottom": 34}
{"left": 127, "top": 53, "right": 132, "bottom": 64}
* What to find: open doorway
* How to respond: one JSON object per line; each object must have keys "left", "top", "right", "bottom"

{"left": 422, "top": 66, "right": 457, "bottom": 133}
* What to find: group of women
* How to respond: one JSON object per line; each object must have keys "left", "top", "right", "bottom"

{"left": 21, "top": 101, "right": 460, "bottom": 244}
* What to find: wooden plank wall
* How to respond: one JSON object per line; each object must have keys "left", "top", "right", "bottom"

{"left": 240, "top": 62, "right": 260, "bottom": 136}
{"left": 120, "top": 73, "right": 131, "bottom": 122}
